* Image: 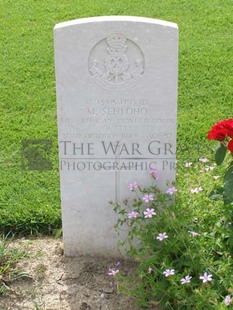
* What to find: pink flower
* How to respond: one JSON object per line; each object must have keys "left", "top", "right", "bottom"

{"left": 142, "top": 194, "right": 154, "bottom": 203}
{"left": 199, "top": 272, "right": 213, "bottom": 283}
{"left": 190, "top": 187, "right": 203, "bottom": 194}
{"left": 149, "top": 168, "right": 160, "bottom": 180}
{"left": 188, "top": 230, "right": 200, "bottom": 236}
{"left": 199, "top": 158, "right": 209, "bottom": 163}
{"left": 224, "top": 295, "right": 232, "bottom": 306}
{"left": 185, "top": 162, "right": 192, "bottom": 167}
{"left": 156, "top": 233, "right": 168, "bottom": 241}
{"left": 143, "top": 208, "right": 156, "bottom": 218}
{"left": 128, "top": 211, "right": 139, "bottom": 219}
{"left": 180, "top": 275, "right": 192, "bottom": 284}
{"left": 166, "top": 187, "right": 177, "bottom": 195}
{"left": 108, "top": 269, "right": 119, "bottom": 276}
{"left": 148, "top": 267, "right": 153, "bottom": 274}
{"left": 128, "top": 181, "right": 138, "bottom": 191}
{"left": 163, "top": 269, "right": 175, "bottom": 277}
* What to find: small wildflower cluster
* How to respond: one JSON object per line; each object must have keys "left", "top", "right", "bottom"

{"left": 111, "top": 166, "right": 232, "bottom": 308}
{"left": 127, "top": 170, "right": 177, "bottom": 222}
{"left": 185, "top": 159, "right": 216, "bottom": 175}
{"left": 161, "top": 269, "right": 213, "bottom": 286}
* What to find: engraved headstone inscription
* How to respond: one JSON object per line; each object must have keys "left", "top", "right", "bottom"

{"left": 54, "top": 16, "right": 178, "bottom": 256}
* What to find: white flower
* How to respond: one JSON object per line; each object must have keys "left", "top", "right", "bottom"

{"left": 163, "top": 269, "right": 175, "bottom": 277}
{"left": 128, "top": 211, "right": 139, "bottom": 219}
{"left": 205, "top": 166, "right": 214, "bottom": 171}
{"left": 199, "top": 158, "right": 209, "bottom": 163}
{"left": 156, "top": 233, "right": 168, "bottom": 241}
{"left": 108, "top": 269, "right": 119, "bottom": 276}
{"left": 166, "top": 187, "right": 177, "bottom": 195}
{"left": 190, "top": 187, "right": 203, "bottom": 194}
{"left": 148, "top": 267, "right": 153, "bottom": 274}
{"left": 128, "top": 181, "right": 138, "bottom": 191}
{"left": 224, "top": 295, "right": 232, "bottom": 306}
{"left": 180, "top": 275, "right": 192, "bottom": 284}
{"left": 199, "top": 272, "right": 213, "bottom": 283}
{"left": 188, "top": 230, "right": 200, "bottom": 236}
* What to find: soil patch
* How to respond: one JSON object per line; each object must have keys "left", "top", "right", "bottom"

{"left": 1, "top": 237, "right": 143, "bottom": 310}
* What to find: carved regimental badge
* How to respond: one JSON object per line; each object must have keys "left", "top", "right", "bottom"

{"left": 89, "top": 33, "right": 145, "bottom": 92}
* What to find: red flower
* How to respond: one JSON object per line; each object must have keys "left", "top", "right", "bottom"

{"left": 208, "top": 118, "right": 233, "bottom": 141}
{"left": 223, "top": 118, "right": 233, "bottom": 138}
{"left": 228, "top": 139, "right": 233, "bottom": 153}
{"left": 208, "top": 128, "right": 227, "bottom": 141}
{"left": 208, "top": 125, "right": 227, "bottom": 141}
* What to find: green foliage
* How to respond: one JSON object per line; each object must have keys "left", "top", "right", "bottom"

{"left": 215, "top": 144, "right": 227, "bottom": 166}
{"left": 53, "top": 227, "right": 63, "bottom": 239}
{"left": 0, "top": 235, "right": 29, "bottom": 294}
{"left": 112, "top": 167, "right": 233, "bottom": 309}
{"left": 209, "top": 187, "right": 224, "bottom": 201}
{"left": 223, "top": 165, "right": 233, "bottom": 205}
{"left": 0, "top": 204, "right": 61, "bottom": 236}
{"left": 208, "top": 121, "right": 233, "bottom": 205}
{"left": 0, "top": 0, "right": 232, "bottom": 234}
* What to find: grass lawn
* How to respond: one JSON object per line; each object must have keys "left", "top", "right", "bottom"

{"left": 0, "top": 0, "right": 232, "bottom": 234}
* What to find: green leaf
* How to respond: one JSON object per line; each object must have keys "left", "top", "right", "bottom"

{"left": 215, "top": 144, "right": 227, "bottom": 166}
{"left": 223, "top": 166, "right": 233, "bottom": 204}
{"left": 209, "top": 187, "right": 224, "bottom": 201}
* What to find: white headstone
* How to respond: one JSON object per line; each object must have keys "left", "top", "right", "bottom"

{"left": 54, "top": 16, "right": 178, "bottom": 256}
